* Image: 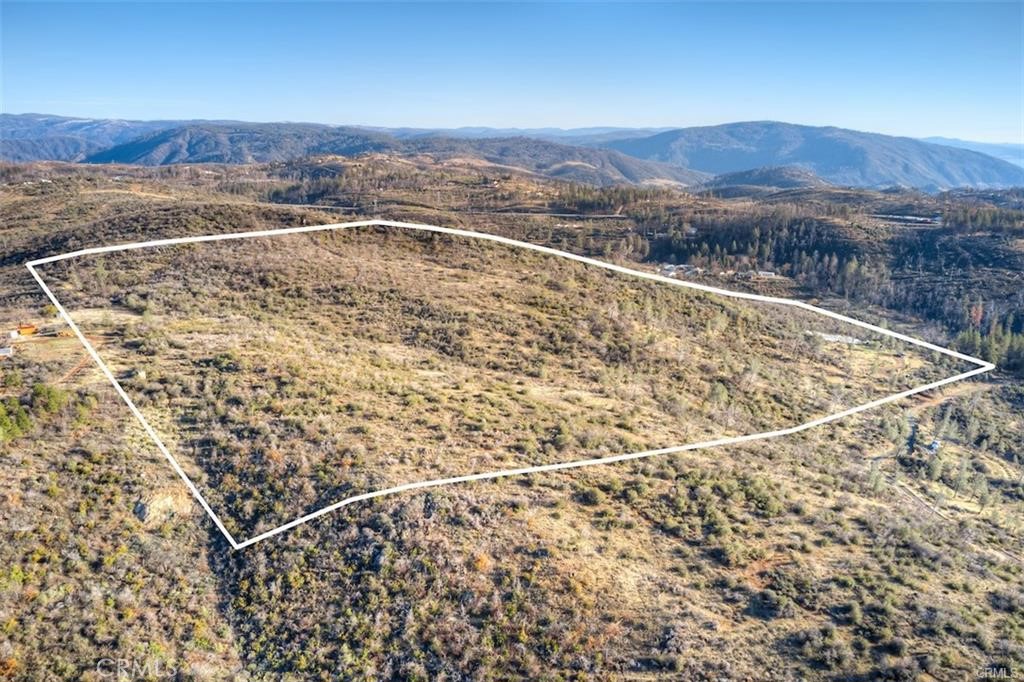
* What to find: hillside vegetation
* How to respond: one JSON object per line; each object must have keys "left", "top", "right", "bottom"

{"left": 0, "top": 161, "right": 1021, "bottom": 680}
{"left": 39, "top": 226, "right": 959, "bottom": 537}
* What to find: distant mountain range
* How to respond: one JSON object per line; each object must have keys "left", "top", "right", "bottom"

{"left": 372, "top": 126, "right": 673, "bottom": 144}
{"left": 2, "top": 113, "right": 1022, "bottom": 191}
{"left": 83, "top": 122, "right": 707, "bottom": 186}
{"left": 0, "top": 115, "right": 704, "bottom": 187}
{"left": 601, "top": 122, "right": 1024, "bottom": 190}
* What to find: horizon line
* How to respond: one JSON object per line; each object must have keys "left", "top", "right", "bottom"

{"left": 5, "top": 111, "right": 1022, "bottom": 146}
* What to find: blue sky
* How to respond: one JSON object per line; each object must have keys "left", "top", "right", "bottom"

{"left": 2, "top": 2, "right": 1021, "bottom": 142}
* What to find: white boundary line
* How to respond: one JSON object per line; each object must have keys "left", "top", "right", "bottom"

{"left": 25, "top": 219, "right": 995, "bottom": 550}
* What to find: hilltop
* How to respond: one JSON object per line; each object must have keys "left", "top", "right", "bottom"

{"left": 696, "top": 165, "right": 831, "bottom": 197}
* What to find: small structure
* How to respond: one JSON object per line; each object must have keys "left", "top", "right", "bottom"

{"left": 0, "top": 346, "right": 14, "bottom": 359}
{"left": 755, "top": 270, "right": 776, "bottom": 279}
{"left": 927, "top": 439, "right": 942, "bottom": 455}
{"left": 17, "top": 323, "right": 38, "bottom": 336}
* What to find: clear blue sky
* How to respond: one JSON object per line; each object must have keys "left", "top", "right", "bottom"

{"left": 2, "top": 2, "right": 1021, "bottom": 142}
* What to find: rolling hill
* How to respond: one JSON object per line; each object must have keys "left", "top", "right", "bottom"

{"left": 603, "top": 121, "right": 1024, "bottom": 190}
{"left": 698, "top": 165, "right": 831, "bottom": 196}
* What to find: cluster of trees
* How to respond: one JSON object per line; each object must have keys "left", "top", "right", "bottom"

{"left": 642, "top": 211, "right": 900, "bottom": 308}
{"left": 645, "top": 207, "right": 856, "bottom": 277}
{"left": 263, "top": 160, "right": 440, "bottom": 205}
{"left": 0, "top": 383, "right": 68, "bottom": 443}
{"left": 613, "top": 199, "right": 1024, "bottom": 376}
{"left": 551, "top": 184, "right": 673, "bottom": 213}
{"left": 0, "top": 398, "right": 32, "bottom": 442}
{"left": 943, "top": 206, "right": 1024, "bottom": 235}
{"left": 954, "top": 317, "right": 1024, "bottom": 372}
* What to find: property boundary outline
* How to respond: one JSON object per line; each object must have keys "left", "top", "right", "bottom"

{"left": 25, "top": 219, "right": 995, "bottom": 550}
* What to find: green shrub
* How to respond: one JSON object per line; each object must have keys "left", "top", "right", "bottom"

{"left": 576, "top": 486, "right": 605, "bottom": 506}
{"left": 0, "top": 399, "right": 32, "bottom": 442}
{"left": 31, "top": 384, "right": 67, "bottom": 415}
